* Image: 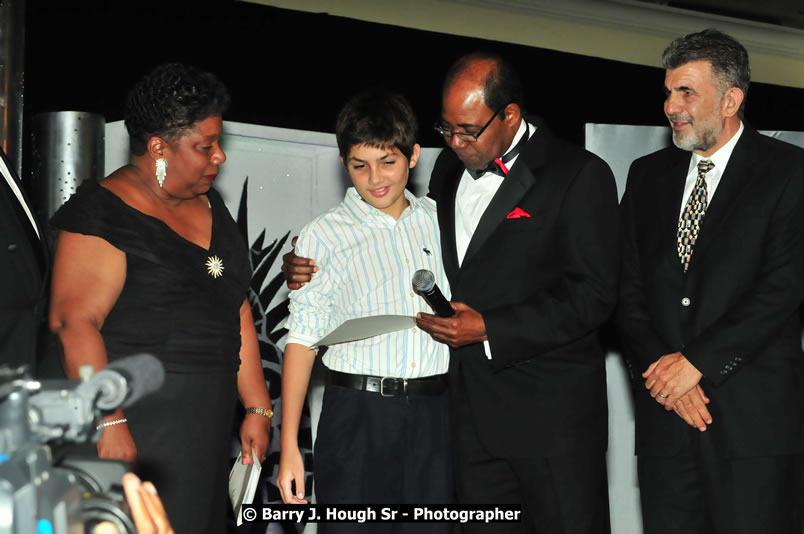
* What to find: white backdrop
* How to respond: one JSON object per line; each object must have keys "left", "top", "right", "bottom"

{"left": 106, "top": 121, "right": 804, "bottom": 534}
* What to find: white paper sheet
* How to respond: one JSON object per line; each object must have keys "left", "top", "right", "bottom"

{"left": 229, "top": 450, "right": 261, "bottom": 526}
{"left": 314, "top": 315, "right": 416, "bottom": 347}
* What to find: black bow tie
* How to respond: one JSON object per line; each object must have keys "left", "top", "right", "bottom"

{"left": 468, "top": 159, "right": 507, "bottom": 179}
{"left": 468, "top": 123, "right": 530, "bottom": 180}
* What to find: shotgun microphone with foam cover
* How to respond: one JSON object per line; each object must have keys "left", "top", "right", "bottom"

{"left": 76, "top": 353, "right": 166, "bottom": 410}
{"left": 412, "top": 269, "right": 455, "bottom": 317}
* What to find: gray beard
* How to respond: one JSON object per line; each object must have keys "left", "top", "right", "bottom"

{"left": 671, "top": 122, "right": 721, "bottom": 153}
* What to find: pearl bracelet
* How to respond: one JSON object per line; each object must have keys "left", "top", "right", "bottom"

{"left": 96, "top": 418, "right": 128, "bottom": 431}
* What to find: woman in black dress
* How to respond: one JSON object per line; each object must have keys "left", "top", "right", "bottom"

{"left": 49, "top": 63, "right": 271, "bottom": 534}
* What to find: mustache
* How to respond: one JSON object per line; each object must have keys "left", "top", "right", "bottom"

{"left": 667, "top": 113, "right": 693, "bottom": 123}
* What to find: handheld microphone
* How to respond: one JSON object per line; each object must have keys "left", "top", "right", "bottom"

{"left": 412, "top": 269, "right": 455, "bottom": 317}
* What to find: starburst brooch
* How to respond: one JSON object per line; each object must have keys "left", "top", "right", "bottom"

{"left": 206, "top": 255, "right": 224, "bottom": 278}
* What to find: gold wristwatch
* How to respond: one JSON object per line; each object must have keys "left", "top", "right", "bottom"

{"left": 245, "top": 407, "right": 273, "bottom": 419}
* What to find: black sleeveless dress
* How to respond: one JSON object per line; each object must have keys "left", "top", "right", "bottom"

{"left": 51, "top": 180, "right": 251, "bottom": 533}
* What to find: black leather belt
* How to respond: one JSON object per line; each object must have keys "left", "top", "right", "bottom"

{"left": 327, "top": 370, "right": 447, "bottom": 397}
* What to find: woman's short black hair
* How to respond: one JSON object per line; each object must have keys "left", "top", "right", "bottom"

{"left": 124, "top": 63, "right": 230, "bottom": 155}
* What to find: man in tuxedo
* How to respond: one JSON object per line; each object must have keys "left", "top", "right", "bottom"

{"left": 414, "top": 52, "right": 619, "bottom": 533}
{"left": 0, "top": 147, "right": 49, "bottom": 371}
{"left": 617, "top": 29, "right": 804, "bottom": 534}
{"left": 283, "top": 53, "right": 619, "bottom": 532}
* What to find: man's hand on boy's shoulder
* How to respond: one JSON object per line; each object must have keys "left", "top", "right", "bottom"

{"left": 282, "top": 236, "right": 319, "bottom": 289}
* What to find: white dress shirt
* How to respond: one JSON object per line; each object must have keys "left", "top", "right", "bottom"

{"left": 454, "top": 119, "right": 534, "bottom": 359}
{"left": 285, "top": 187, "right": 450, "bottom": 379}
{"left": 679, "top": 121, "right": 744, "bottom": 217}
{"left": 455, "top": 119, "right": 531, "bottom": 264}
{"left": 1, "top": 155, "right": 40, "bottom": 238}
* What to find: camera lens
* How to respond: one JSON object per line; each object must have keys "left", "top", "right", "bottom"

{"left": 82, "top": 496, "right": 136, "bottom": 534}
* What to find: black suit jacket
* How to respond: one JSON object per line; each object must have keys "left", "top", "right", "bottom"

{"left": 0, "top": 148, "right": 49, "bottom": 371}
{"left": 617, "top": 125, "right": 804, "bottom": 458}
{"left": 428, "top": 117, "right": 620, "bottom": 458}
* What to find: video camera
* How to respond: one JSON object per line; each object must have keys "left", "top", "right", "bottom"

{"left": 0, "top": 354, "right": 164, "bottom": 534}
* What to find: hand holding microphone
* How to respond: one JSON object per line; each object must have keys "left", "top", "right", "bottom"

{"left": 413, "top": 270, "right": 489, "bottom": 348}
{"left": 412, "top": 269, "right": 455, "bottom": 317}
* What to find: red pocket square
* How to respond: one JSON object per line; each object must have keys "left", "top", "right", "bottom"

{"left": 506, "top": 207, "right": 531, "bottom": 219}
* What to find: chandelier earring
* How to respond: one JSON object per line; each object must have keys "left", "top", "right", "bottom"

{"left": 155, "top": 158, "right": 168, "bottom": 188}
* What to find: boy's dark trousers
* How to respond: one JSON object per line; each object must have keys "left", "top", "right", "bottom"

{"left": 314, "top": 371, "right": 452, "bottom": 534}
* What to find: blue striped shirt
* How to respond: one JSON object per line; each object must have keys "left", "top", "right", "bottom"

{"left": 285, "top": 187, "right": 450, "bottom": 378}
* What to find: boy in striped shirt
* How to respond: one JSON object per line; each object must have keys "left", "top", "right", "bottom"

{"left": 277, "top": 90, "right": 451, "bottom": 529}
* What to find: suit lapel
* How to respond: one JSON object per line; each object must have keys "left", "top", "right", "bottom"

{"left": 687, "top": 128, "right": 756, "bottom": 267}
{"left": 656, "top": 152, "right": 689, "bottom": 272}
{"left": 437, "top": 161, "right": 462, "bottom": 282}
{"left": 462, "top": 126, "right": 545, "bottom": 266}
{"left": 0, "top": 149, "right": 47, "bottom": 275}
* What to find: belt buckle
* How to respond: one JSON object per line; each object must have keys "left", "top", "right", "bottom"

{"left": 380, "top": 377, "right": 407, "bottom": 397}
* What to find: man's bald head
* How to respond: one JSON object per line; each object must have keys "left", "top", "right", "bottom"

{"left": 442, "top": 52, "right": 524, "bottom": 115}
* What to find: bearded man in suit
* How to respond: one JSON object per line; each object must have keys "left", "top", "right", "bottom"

{"left": 617, "top": 28, "right": 804, "bottom": 534}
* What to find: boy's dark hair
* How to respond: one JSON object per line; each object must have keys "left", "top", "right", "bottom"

{"left": 443, "top": 51, "right": 525, "bottom": 117}
{"left": 662, "top": 28, "right": 750, "bottom": 118}
{"left": 335, "top": 90, "right": 418, "bottom": 161}
{"left": 124, "top": 62, "right": 231, "bottom": 155}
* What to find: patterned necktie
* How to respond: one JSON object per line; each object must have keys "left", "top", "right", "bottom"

{"left": 677, "top": 159, "right": 715, "bottom": 272}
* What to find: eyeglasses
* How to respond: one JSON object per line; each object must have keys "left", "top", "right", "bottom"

{"left": 433, "top": 105, "right": 506, "bottom": 143}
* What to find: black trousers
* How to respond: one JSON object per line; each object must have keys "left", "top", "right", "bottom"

{"left": 451, "top": 385, "right": 610, "bottom": 534}
{"left": 314, "top": 383, "right": 452, "bottom": 534}
{"left": 638, "top": 437, "right": 803, "bottom": 534}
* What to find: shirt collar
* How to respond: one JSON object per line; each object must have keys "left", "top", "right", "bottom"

{"left": 501, "top": 119, "right": 528, "bottom": 158}
{"left": 344, "top": 186, "right": 419, "bottom": 222}
{"left": 690, "top": 120, "right": 744, "bottom": 174}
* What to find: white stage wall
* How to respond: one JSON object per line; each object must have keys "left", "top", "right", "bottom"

{"left": 585, "top": 124, "right": 804, "bottom": 199}
{"left": 106, "top": 120, "right": 804, "bottom": 534}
